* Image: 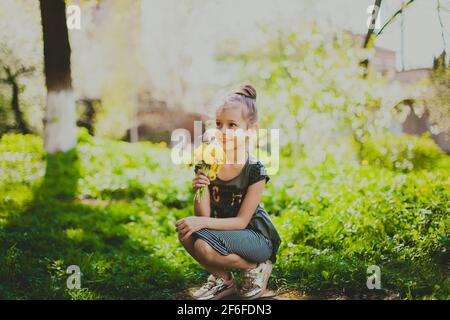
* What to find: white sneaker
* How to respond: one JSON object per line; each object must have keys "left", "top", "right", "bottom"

{"left": 192, "top": 274, "right": 236, "bottom": 300}
{"left": 239, "top": 260, "right": 273, "bottom": 300}
{"left": 192, "top": 274, "right": 217, "bottom": 299}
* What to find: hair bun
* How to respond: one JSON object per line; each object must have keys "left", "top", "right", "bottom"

{"left": 235, "top": 84, "right": 257, "bottom": 100}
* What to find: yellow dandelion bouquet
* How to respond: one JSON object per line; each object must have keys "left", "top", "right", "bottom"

{"left": 190, "top": 141, "right": 226, "bottom": 202}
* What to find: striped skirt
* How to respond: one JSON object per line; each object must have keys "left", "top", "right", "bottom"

{"left": 193, "top": 228, "right": 273, "bottom": 263}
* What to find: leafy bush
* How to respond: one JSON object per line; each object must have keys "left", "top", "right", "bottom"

{"left": 269, "top": 156, "right": 449, "bottom": 298}
{"left": 359, "top": 133, "right": 446, "bottom": 172}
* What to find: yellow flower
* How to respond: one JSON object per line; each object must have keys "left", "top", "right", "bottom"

{"left": 192, "top": 142, "right": 225, "bottom": 165}
{"left": 208, "top": 173, "right": 217, "bottom": 180}
{"left": 193, "top": 144, "right": 207, "bottom": 163}
{"left": 204, "top": 143, "right": 226, "bottom": 165}
{"left": 190, "top": 142, "right": 225, "bottom": 202}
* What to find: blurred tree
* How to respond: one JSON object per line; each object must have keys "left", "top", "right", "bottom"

{"left": 363, "top": 0, "right": 383, "bottom": 49}
{"left": 362, "top": 0, "right": 417, "bottom": 72}
{"left": 0, "top": 64, "right": 34, "bottom": 134}
{"left": 93, "top": 0, "right": 145, "bottom": 140}
{"left": 39, "top": 0, "right": 76, "bottom": 153}
{"left": 0, "top": 92, "right": 9, "bottom": 135}
{"left": 0, "top": 1, "right": 46, "bottom": 135}
{"left": 375, "top": 0, "right": 416, "bottom": 39}
{"left": 426, "top": 51, "right": 450, "bottom": 133}
{"left": 76, "top": 98, "right": 101, "bottom": 136}
{"left": 218, "top": 25, "right": 399, "bottom": 160}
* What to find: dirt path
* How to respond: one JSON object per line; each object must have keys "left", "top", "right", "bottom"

{"left": 177, "top": 287, "right": 397, "bottom": 300}
{"left": 178, "top": 287, "right": 331, "bottom": 300}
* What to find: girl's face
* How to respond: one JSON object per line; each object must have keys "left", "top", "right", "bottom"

{"left": 215, "top": 104, "right": 253, "bottom": 155}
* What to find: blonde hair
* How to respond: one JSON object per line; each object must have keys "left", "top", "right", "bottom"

{"left": 219, "top": 84, "right": 258, "bottom": 127}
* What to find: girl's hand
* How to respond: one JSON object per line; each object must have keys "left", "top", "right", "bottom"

{"left": 176, "top": 216, "right": 206, "bottom": 241}
{"left": 192, "top": 169, "right": 210, "bottom": 191}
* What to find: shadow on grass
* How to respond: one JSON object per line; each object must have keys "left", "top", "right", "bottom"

{"left": 0, "top": 148, "right": 187, "bottom": 299}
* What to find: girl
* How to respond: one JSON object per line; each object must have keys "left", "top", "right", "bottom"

{"left": 176, "top": 84, "right": 281, "bottom": 300}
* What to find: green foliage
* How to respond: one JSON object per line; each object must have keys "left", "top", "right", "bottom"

{"left": 0, "top": 132, "right": 198, "bottom": 299}
{"left": 424, "top": 51, "right": 450, "bottom": 133}
{"left": 218, "top": 24, "right": 399, "bottom": 158}
{"left": 268, "top": 156, "right": 449, "bottom": 298}
{"left": 0, "top": 133, "right": 449, "bottom": 299}
{"left": 359, "top": 133, "right": 446, "bottom": 172}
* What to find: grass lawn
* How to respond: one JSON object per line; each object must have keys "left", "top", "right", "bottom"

{"left": 0, "top": 130, "right": 449, "bottom": 299}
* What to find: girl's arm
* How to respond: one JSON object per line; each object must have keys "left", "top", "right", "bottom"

{"left": 194, "top": 187, "right": 211, "bottom": 217}
{"left": 192, "top": 169, "right": 211, "bottom": 217}
{"left": 203, "top": 179, "right": 265, "bottom": 230}
{"left": 177, "top": 177, "right": 265, "bottom": 241}
{"left": 177, "top": 171, "right": 211, "bottom": 240}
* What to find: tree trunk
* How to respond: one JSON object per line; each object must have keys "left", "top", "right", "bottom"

{"left": 11, "top": 81, "right": 30, "bottom": 134}
{"left": 2, "top": 66, "right": 32, "bottom": 134}
{"left": 360, "top": 0, "right": 383, "bottom": 73}
{"left": 39, "top": 0, "right": 76, "bottom": 153}
{"left": 77, "top": 98, "right": 99, "bottom": 136}
{"left": 363, "top": 0, "right": 383, "bottom": 49}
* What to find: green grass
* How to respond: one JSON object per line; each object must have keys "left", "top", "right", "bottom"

{"left": 0, "top": 130, "right": 449, "bottom": 299}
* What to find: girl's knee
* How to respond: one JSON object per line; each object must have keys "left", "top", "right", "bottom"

{"left": 194, "top": 239, "right": 209, "bottom": 252}
{"left": 194, "top": 240, "right": 215, "bottom": 262}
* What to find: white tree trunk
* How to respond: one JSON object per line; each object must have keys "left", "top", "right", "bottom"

{"left": 44, "top": 89, "right": 77, "bottom": 153}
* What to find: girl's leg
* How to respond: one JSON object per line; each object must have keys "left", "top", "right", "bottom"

{"left": 179, "top": 234, "right": 232, "bottom": 280}
{"left": 194, "top": 239, "right": 257, "bottom": 270}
